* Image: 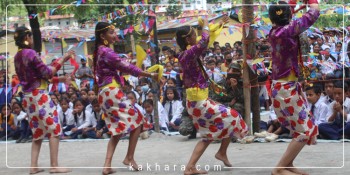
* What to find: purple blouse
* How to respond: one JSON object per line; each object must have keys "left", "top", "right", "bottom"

{"left": 96, "top": 46, "right": 142, "bottom": 87}
{"left": 269, "top": 8, "right": 320, "bottom": 80}
{"left": 14, "top": 49, "right": 54, "bottom": 92}
{"left": 179, "top": 32, "right": 209, "bottom": 89}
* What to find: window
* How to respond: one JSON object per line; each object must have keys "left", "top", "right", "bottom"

{"left": 48, "top": 23, "right": 52, "bottom": 26}
{"left": 66, "top": 21, "right": 70, "bottom": 25}
{"left": 185, "top": 3, "right": 191, "bottom": 7}
{"left": 197, "top": 1, "right": 201, "bottom": 4}
{"left": 58, "top": 21, "right": 61, "bottom": 25}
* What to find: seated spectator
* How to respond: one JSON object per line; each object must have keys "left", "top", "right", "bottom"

{"left": 143, "top": 99, "right": 168, "bottom": 131}
{"left": 12, "top": 100, "right": 31, "bottom": 143}
{"left": 319, "top": 81, "right": 350, "bottom": 140}
{"left": 66, "top": 99, "right": 92, "bottom": 139}
{"left": 91, "top": 99, "right": 109, "bottom": 139}
{"left": 58, "top": 97, "right": 75, "bottom": 137}
{"left": 162, "top": 87, "right": 184, "bottom": 132}
{"left": 305, "top": 83, "right": 329, "bottom": 125}
{"left": 0, "top": 104, "right": 19, "bottom": 141}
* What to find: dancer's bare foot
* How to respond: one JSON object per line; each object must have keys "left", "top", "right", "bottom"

{"left": 102, "top": 168, "right": 116, "bottom": 175}
{"left": 215, "top": 153, "right": 232, "bottom": 167}
{"left": 286, "top": 164, "right": 309, "bottom": 175}
{"left": 184, "top": 166, "right": 208, "bottom": 175}
{"left": 49, "top": 167, "right": 71, "bottom": 174}
{"left": 272, "top": 168, "right": 301, "bottom": 175}
{"left": 123, "top": 159, "right": 141, "bottom": 171}
{"left": 29, "top": 168, "right": 44, "bottom": 174}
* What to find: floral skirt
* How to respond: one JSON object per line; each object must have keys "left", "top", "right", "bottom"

{"left": 186, "top": 98, "right": 248, "bottom": 141}
{"left": 98, "top": 87, "right": 150, "bottom": 136}
{"left": 23, "top": 89, "right": 61, "bottom": 140}
{"left": 271, "top": 81, "right": 318, "bottom": 145}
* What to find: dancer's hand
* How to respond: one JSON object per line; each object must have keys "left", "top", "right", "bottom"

{"left": 150, "top": 73, "right": 159, "bottom": 81}
{"left": 71, "top": 128, "right": 78, "bottom": 132}
{"left": 220, "top": 15, "right": 229, "bottom": 26}
{"left": 63, "top": 50, "right": 76, "bottom": 62}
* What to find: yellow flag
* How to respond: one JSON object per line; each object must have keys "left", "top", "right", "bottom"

{"left": 252, "top": 58, "right": 265, "bottom": 64}
{"left": 136, "top": 45, "right": 147, "bottom": 68}
{"left": 62, "top": 38, "right": 67, "bottom": 48}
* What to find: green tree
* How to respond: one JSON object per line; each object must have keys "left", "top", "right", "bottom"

{"left": 166, "top": 0, "right": 181, "bottom": 18}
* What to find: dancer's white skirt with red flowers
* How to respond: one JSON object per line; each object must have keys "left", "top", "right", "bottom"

{"left": 186, "top": 98, "right": 248, "bottom": 141}
{"left": 23, "top": 89, "right": 61, "bottom": 140}
{"left": 271, "top": 81, "right": 318, "bottom": 145}
{"left": 98, "top": 87, "right": 151, "bottom": 136}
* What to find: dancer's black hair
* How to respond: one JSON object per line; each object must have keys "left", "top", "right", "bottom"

{"left": 14, "top": 27, "right": 32, "bottom": 49}
{"left": 176, "top": 26, "right": 194, "bottom": 51}
{"left": 268, "top": 1, "right": 292, "bottom": 26}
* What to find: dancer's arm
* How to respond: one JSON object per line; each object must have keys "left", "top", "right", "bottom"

{"left": 102, "top": 47, "right": 157, "bottom": 79}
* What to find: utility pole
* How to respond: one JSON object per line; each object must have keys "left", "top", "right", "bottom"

{"left": 242, "top": 0, "right": 260, "bottom": 134}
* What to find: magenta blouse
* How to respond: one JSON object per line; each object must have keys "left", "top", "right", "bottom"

{"left": 178, "top": 32, "right": 209, "bottom": 89}
{"left": 96, "top": 45, "right": 142, "bottom": 87}
{"left": 269, "top": 8, "right": 320, "bottom": 80}
{"left": 14, "top": 49, "right": 54, "bottom": 92}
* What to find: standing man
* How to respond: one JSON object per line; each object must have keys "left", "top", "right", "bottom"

{"left": 75, "top": 56, "right": 93, "bottom": 89}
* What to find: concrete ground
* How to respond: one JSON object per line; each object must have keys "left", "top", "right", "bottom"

{"left": 0, "top": 133, "right": 349, "bottom": 175}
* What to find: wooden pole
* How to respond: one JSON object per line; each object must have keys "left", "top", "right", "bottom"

{"left": 149, "top": 3, "right": 160, "bottom": 133}
{"left": 242, "top": 0, "right": 260, "bottom": 134}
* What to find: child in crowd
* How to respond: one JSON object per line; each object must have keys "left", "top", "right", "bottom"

{"left": 162, "top": 87, "right": 184, "bottom": 132}
{"left": 80, "top": 88, "right": 90, "bottom": 107}
{"left": 143, "top": 99, "right": 168, "bottom": 131}
{"left": 305, "top": 83, "right": 329, "bottom": 125}
{"left": 318, "top": 81, "right": 350, "bottom": 140}
{"left": 12, "top": 101, "right": 31, "bottom": 143}
{"left": 67, "top": 99, "right": 92, "bottom": 139}
{"left": 91, "top": 99, "right": 109, "bottom": 139}
{"left": 139, "top": 78, "right": 152, "bottom": 105}
{"left": 320, "top": 77, "right": 335, "bottom": 105}
{"left": 58, "top": 97, "right": 75, "bottom": 136}
{"left": 0, "top": 104, "right": 18, "bottom": 140}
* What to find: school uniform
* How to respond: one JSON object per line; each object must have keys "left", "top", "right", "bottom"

{"left": 58, "top": 108, "right": 75, "bottom": 135}
{"left": 206, "top": 68, "right": 223, "bottom": 83}
{"left": 163, "top": 100, "right": 184, "bottom": 131}
{"left": 146, "top": 102, "right": 169, "bottom": 131}
{"left": 14, "top": 111, "right": 31, "bottom": 140}
{"left": 318, "top": 98, "right": 350, "bottom": 140}
{"left": 70, "top": 110, "right": 92, "bottom": 139}
{"left": 307, "top": 98, "right": 330, "bottom": 125}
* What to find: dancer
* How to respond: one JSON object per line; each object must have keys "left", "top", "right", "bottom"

{"left": 14, "top": 27, "right": 75, "bottom": 174}
{"left": 92, "top": 22, "right": 158, "bottom": 175}
{"left": 176, "top": 16, "right": 248, "bottom": 175}
{"left": 268, "top": 1, "right": 319, "bottom": 175}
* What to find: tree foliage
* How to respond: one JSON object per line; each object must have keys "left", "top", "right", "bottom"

{"left": 166, "top": 0, "right": 181, "bottom": 18}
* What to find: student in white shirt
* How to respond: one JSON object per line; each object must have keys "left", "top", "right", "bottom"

{"left": 319, "top": 81, "right": 350, "bottom": 140}
{"left": 12, "top": 101, "right": 31, "bottom": 143}
{"left": 68, "top": 99, "right": 92, "bottom": 139}
{"left": 305, "top": 83, "right": 329, "bottom": 125}
{"left": 320, "top": 79, "right": 335, "bottom": 105}
{"left": 206, "top": 59, "right": 223, "bottom": 83}
{"left": 143, "top": 99, "right": 168, "bottom": 131}
{"left": 162, "top": 87, "right": 184, "bottom": 131}
{"left": 58, "top": 98, "right": 75, "bottom": 136}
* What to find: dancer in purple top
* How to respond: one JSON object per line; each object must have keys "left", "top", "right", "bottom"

{"left": 92, "top": 22, "right": 158, "bottom": 175}
{"left": 14, "top": 26, "right": 75, "bottom": 174}
{"left": 268, "top": 1, "right": 320, "bottom": 175}
{"left": 176, "top": 16, "right": 248, "bottom": 175}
